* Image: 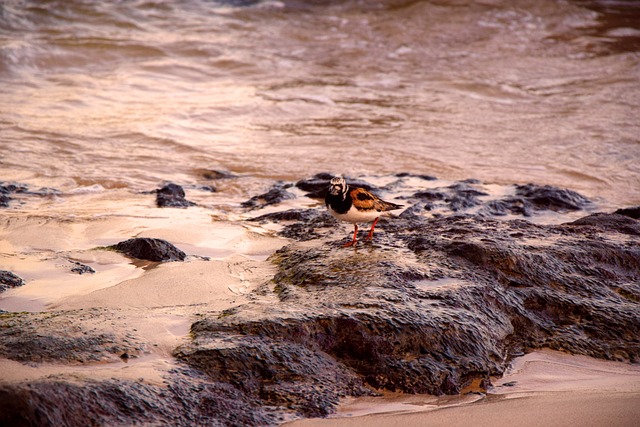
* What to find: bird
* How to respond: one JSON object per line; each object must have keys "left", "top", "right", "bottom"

{"left": 325, "top": 176, "right": 403, "bottom": 247}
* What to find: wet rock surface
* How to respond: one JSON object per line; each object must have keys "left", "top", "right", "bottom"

{"left": 68, "top": 260, "right": 96, "bottom": 275}
{"left": 296, "top": 173, "right": 379, "bottom": 199}
{"left": 0, "top": 271, "right": 25, "bottom": 292}
{"left": 615, "top": 206, "right": 640, "bottom": 219}
{"left": 0, "top": 182, "right": 59, "bottom": 208}
{"left": 155, "top": 183, "right": 196, "bottom": 208}
{"left": 176, "top": 175, "right": 639, "bottom": 419}
{"left": 198, "top": 168, "right": 238, "bottom": 181}
{"left": 1, "top": 174, "right": 639, "bottom": 426}
{"left": 242, "top": 182, "right": 296, "bottom": 209}
{"left": 109, "top": 237, "right": 187, "bottom": 262}
{"left": 0, "top": 367, "right": 280, "bottom": 427}
{"left": 514, "top": 183, "right": 591, "bottom": 211}
{"left": 179, "top": 212, "right": 639, "bottom": 403}
{"left": 0, "top": 309, "right": 145, "bottom": 364}
{"left": 0, "top": 183, "right": 26, "bottom": 207}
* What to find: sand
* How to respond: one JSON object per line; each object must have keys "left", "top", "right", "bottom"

{"left": 0, "top": 194, "right": 286, "bottom": 384}
{"left": 286, "top": 350, "right": 640, "bottom": 427}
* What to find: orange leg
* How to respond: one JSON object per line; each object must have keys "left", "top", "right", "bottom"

{"left": 343, "top": 224, "right": 358, "bottom": 247}
{"left": 366, "top": 217, "right": 380, "bottom": 241}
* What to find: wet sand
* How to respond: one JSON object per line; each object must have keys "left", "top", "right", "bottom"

{"left": 0, "top": 194, "right": 286, "bottom": 387}
{"left": 287, "top": 351, "right": 640, "bottom": 427}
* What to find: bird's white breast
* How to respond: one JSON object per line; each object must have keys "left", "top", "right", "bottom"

{"left": 328, "top": 205, "right": 381, "bottom": 224}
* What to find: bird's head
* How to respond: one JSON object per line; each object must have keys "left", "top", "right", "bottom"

{"left": 328, "top": 176, "right": 348, "bottom": 197}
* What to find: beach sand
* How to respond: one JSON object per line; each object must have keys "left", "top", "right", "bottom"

{"left": 286, "top": 350, "right": 640, "bottom": 427}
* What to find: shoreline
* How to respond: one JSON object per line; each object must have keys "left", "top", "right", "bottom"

{"left": 286, "top": 350, "right": 640, "bottom": 427}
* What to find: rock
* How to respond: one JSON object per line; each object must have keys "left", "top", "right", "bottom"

{"left": 242, "top": 182, "right": 295, "bottom": 209}
{"left": 615, "top": 206, "right": 640, "bottom": 219}
{"left": 155, "top": 183, "right": 196, "bottom": 208}
{"left": 294, "top": 172, "right": 334, "bottom": 198}
{"left": 0, "top": 309, "right": 145, "bottom": 364}
{"left": 0, "top": 270, "right": 25, "bottom": 292}
{"left": 174, "top": 210, "right": 639, "bottom": 419}
{"left": 0, "top": 310, "right": 280, "bottom": 426}
{"left": 0, "top": 367, "right": 279, "bottom": 427}
{"left": 0, "top": 182, "right": 60, "bottom": 208}
{"left": 515, "top": 184, "right": 590, "bottom": 211}
{"left": 395, "top": 172, "right": 438, "bottom": 180}
{"left": 0, "top": 182, "right": 28, "bottom": 208}
{"left": 110, "top": 238, "right": 186, "bottom": 262}
{"left": 295, "top": 173, "right": 378, "bottom": 199}
{"left": 409, "top": 182, "right": 489, "bottom": 213}
{"left": 482, "top": 197, "right": 533, "bottom": 217}
{"left": 200, "top": 169, "right": 238, "bottom": 180}
{"left": 69, "top": 260, "right": 96, "bottom": 275}
{"left": 566, "top": 212, "right": 640, "bottom": 235}
{"left": 249, "top": 208, "right": 337, "bottom": 241}
{"left": 174, "top": 334, "right": 369, "bottom": 418}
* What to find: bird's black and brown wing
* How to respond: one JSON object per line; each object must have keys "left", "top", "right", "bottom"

{"left": 349, "top": 187, "right": 403, "bottom": 212}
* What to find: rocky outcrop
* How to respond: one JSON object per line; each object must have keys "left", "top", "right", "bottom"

{"left": 0, "top": 367, "right": 280, "bottom": 427}
{"left": 175, "top": 176, "right": 639, "bottom": 420}
{"left": 177, "top": 212, "right": 639, "bottom": 409}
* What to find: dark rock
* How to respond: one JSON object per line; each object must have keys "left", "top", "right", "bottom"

{"left": 250, "top": 208, "right": 337, "bottom": 241}
{"left": 0, "top": 182, "right": 28, "bottom": 208}
{"left": 295, "top": 173, "right": 334, "bottom": 199}
{"left": 69, "top": 261, "right": 96, "bottom": 275}
{"left": 448, "top": 182, "right": 488, "bottom": 197}
{"left": 413, "top": 190, "right": 447, "bottom": 201}
{"left": 175, "top": 211, "right": 639, "bottom": 420}
{"left": 295, "top": 173, "right": 378, "bottom": 199}
{"left": 155, "top": 183, "right": 196, "bottom": 208}
{"left": 615, "top": 206, "right": 640, "bottom": 219}
{"left": 515, "top": 184, "right": 590, "bottom": 211}
{"left": 483, "top": 197, "right": 533, "bottom": 217}
{"left": 249, "top": 208, "right": 319, "bottom": 223}
{"left": 0, "top": 182, "right": 60, "bottom": 208}
{"left": 200, "top": 169, "right": 238, "bottom": 180}
{"left": 395, "top": 172, "right": 438, "bottom": 180}
{"left": 409, "top": 182, "right": 488, "bottom": 213}
{"left": 0, "top": 310, "right": 282, "bottom": 426}
{"left": 175, "top": 335, "right": 369, "bottom": 418}
{"left": 0, "top": 270, "right": 25, "bottom": 292}
{"left": 242, "top": 183, "right": 295, "bottom": 209}
{"left": 0, "top": 368, "right": 278, "bottom": 427}
{"left": 110, "top": 238, "right": 186, "bottom": 262}
{"left": 0, "top": 310, "right": 145, "bottom": 364}
{"left": 0, "top": 183, "right": 28, "bottom": 195}
{"left": 566, "top": 212, "right": 640, "bottom": 235}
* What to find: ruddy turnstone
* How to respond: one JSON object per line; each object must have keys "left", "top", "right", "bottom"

{"left": 325, "top": 176, "right": 403, "bottom": 247}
